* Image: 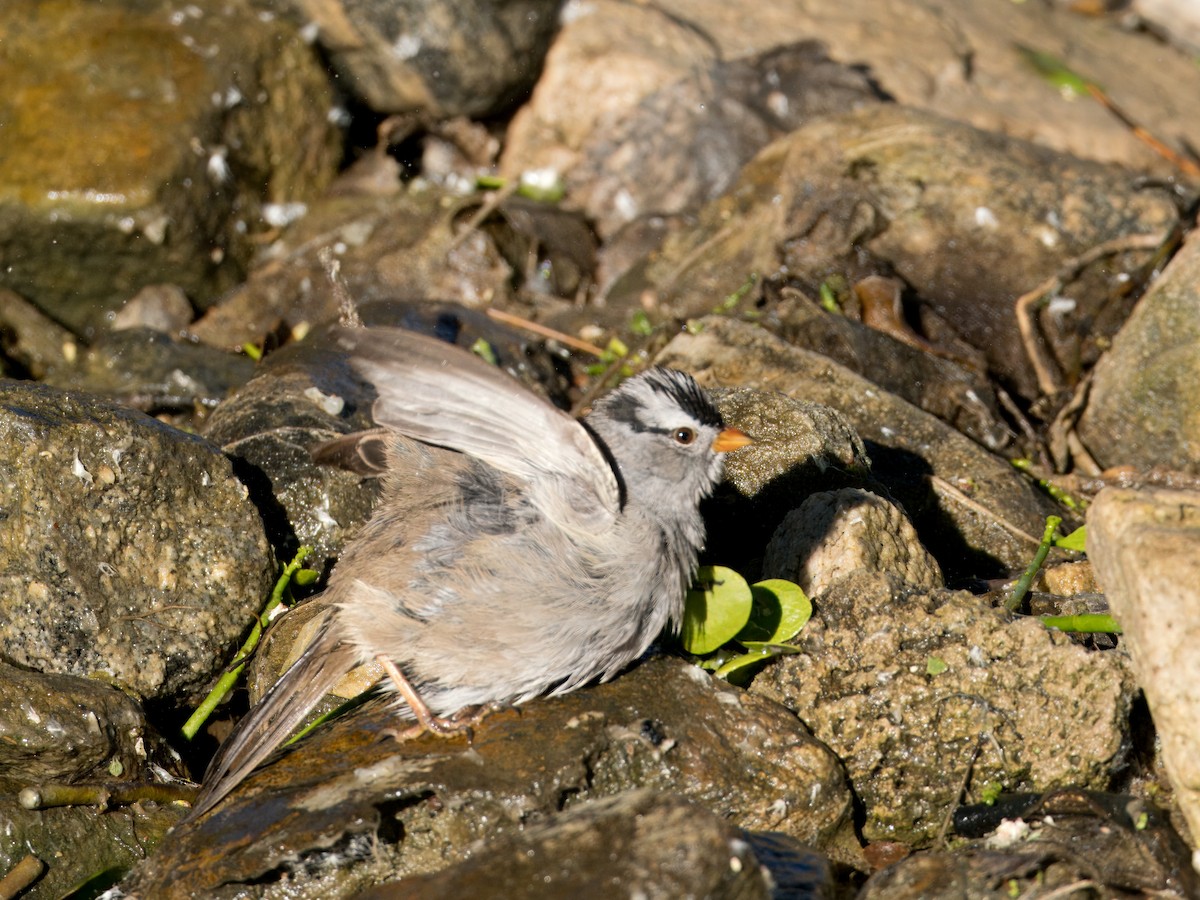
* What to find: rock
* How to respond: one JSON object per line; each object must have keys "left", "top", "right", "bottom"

{"left": 763, "top": 488, "right": 943, "bottom": 597}
{"left": 868, "top": 788, "right": 1196, "bottom": 897}
{"left": 1133, "top": 0, "right": 1200, "bottom": 54}
{"left": 638, "top": 106, "right": 1181, "bottom": 401}
{"left": 767, "top": 286, "right": 1012, "bottom": 453}
{"left": 42, "top": 328, "right": 256, "bottom": 417}
{"left": 112, "top": 284, "right": 195, "bottom": 335}
{"left": 357, "top": 791, "right": 796, "bottom": 900}
{"left": 0, "top": 662, "right": 154, "bottom": 789}
{"left": 657, "top": 316, "right": 1067, "bottom": 581}
{"left": 188, "top": 185, "right": 516, "bottom": 350}
{"left": 127, "top": 657, "right": 850, "bottom": 897}
{"left": 273, "top": 0, "right": 563, "bottom": 116}
{"left": 505, "top": 34, "right": 882, "bottom": 238}
{"left": 1076, "top": 233, "right": 1200, "bottom": 474}
{"left": 1087, "top": 486, "right": 1200, "bottom": 846}
{"left": 503, "top": 0, "right": 1200, "bottom": 190}
{"left": 0, "top": 381, "right": 274, "bottom": 701}
{"left": 701, "top": 386, "right": 877, "bottom": 580}
{"left": 751, "top": 571, "right": 1136, "bottom": 845}
{"left": 0, "top": 0, "right": 340, "bottom": 336}
{"left": 0, "top": 794, "right": 180, "bottom": 900}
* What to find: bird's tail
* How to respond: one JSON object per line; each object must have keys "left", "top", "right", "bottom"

{"left": 187, "top": 613, "right": 357, "bottom": 818}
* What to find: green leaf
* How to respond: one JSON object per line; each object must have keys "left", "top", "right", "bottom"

{"left": 629, "top": 310, "right": 654, "bottom": 336}
{"left": 737, "top": 579, "right": 812, "bottom": 644}
{"left": 294, "top": 568, "right": 320, "bottom": 586}
{"left": 682, "top": 566, "right": 752, "bottom": 655}
{"left": 470, "top": 338, "right": 498, "bottom": 366}
{"left": 926, "top": 656, "right": 948, "bottom": 675}
{"left": 1053, "top": 525, "right": 1086, "bottom": 552}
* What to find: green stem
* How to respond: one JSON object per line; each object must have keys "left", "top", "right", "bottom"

{"left": 182, "top": 546, "right": 312, "bottom": 740}
{"left": 1041, "top": 614, "right": 1122, "bottom": 634}
{"left": 1004, "top": 517, "right": 1061, "bottom": 613}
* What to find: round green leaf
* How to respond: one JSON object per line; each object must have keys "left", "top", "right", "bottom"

{"left": 682, "top": 566, "right": 752, "bottom": 655}
{"left": 736, "top": 579, "right": 812, "bottom": 644}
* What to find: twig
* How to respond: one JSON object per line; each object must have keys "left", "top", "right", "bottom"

{"left": 0, "top": 855, "right": 44, "bottom": 900}
{"left": 18, "top": 782, "right": 198, "bottom": 810}
{"left": 936, "top": 734, "right": 984, "bottom": 848}
{"left": 447, "top": 180, "right": 521, "bottom": 253}
{"left": 484, "top": 307, "right": 606, "bottom": 356}
{"left": 1014, "top": 232, "right": 1168, "bottom": 396}
{"left": 927, "top": 475, "right": 1043, "bottom": 547}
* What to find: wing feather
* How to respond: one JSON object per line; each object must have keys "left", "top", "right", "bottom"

{"left": 333, "top": 326, "right": 620, "bottom": 534}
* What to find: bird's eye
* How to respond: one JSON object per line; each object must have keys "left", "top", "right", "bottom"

{"left": 673, "top": 427, "right": 696, "bottom": 445}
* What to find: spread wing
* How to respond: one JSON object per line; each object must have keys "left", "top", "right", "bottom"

{"left": 332, "top": 326, "right": 620, "bottom": 535}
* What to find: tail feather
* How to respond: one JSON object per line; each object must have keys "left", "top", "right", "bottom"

{"left": 188, "top": 615, "right": 357, "bottom": 818}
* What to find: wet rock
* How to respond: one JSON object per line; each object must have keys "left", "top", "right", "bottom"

{"left": 112, "top": 284, "right": 195, "bottom": 335}
{"left": 0, "top": 795, "right": 180, "bottom": 900}
{"left": 0, "top": 0, "right": 340, "bottom": 336}
{"left": 1076, "top": 234, "right": 1200, "bottom": 474}
{"left": 128, "top": 657, "right": 850, "bottom": 897}
{"left": 640, "top": 105, "right": 1180, "bottom": 401}
{"left": 1088, "top": 486, "right": 1200, "bottom": 845}
{"left": 0, "top": 289, "right": 76, "bottom": 380}
{"left": 658, "top": 317, "right": 1066, "bottom": 581}
{"left": 358, "top": 790, "right": 786, "bottom": 900}
{"left": 0, "top": 381, "right": 274, "bottom": 701}
{"left": 0, "top": 662, "right": 153, "bottom": 788}
{"left": 751, "top": 571, "right": 1136, "bottom": 845}
{"left": 189, "top": 186, "right": 516, "bottom": 350}
{"left": 42, "top": 327, "right": 256, "bottom": 417}
{"left": 271, "top": 0, "right": 563, "bottom": 117}
{"left": 201, "top": 305, "right": 571, "bottom": 567}
{"left": 864, "top": 790, "right": 1196, "bottom": 897}
{"left": 763, "top": 488, "right": 943, "bottom": 597}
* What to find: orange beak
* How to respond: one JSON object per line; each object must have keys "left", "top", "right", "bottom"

{"left": 711, "top": 427, "right": 754, "bottom": 453}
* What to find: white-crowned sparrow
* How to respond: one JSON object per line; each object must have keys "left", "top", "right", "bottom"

{"left": 192, "top": 325, "right": 751, "bottom": 816}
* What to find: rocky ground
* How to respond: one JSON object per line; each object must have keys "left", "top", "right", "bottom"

{"left": 2, "top": 0, "right": 1200, "bottom": 897}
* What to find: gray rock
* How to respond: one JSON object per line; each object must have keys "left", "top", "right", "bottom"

{"left": 751, "top": 571, "right": 1136, "bottom": 845}
{"left": 1088, "top": 486, "right": 1200, "bottom": 846}
{"left": 127, "top": 657, "right": 850, "bottom": 897}
{"left": 1076, "top": 236, "right": 1200, "bottom": 474}
{"left": 763, "top": 488, "right": 943, "bottom": 597}
{"left": 658, "top": 316, "right": 1068, "bottom": 581}
{"left": 0, "top": 381, "right": 274, "bottom": 701}
{"left": 112, "top": 284, "right": 195, "bottom": 335}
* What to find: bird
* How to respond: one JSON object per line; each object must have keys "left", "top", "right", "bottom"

{"left": 190, "top": 324, "right": 752, "bottom": 817}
